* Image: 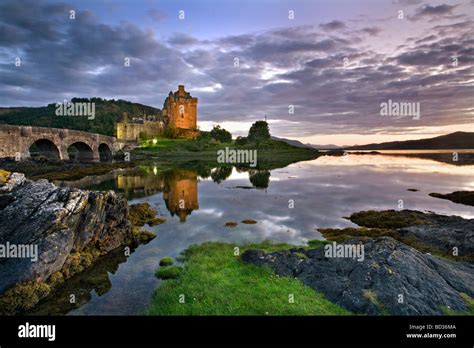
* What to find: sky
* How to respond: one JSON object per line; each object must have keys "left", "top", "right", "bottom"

{"left": 0, "top": 0, "right": 473, "bottom": 145}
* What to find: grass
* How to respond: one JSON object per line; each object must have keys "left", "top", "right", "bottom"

{"left": 307, "top": 239, "right": 331, "bottom": 249}
{"left": 159, "top": 256, "right": 174, "bottom": 267}
{"left": 133, "top": 137, "right": 320, "bottom": 170}
{"left": 146, "top": 241, "right": 350, "bottom": 315}
{"left": 155, "top": 266, "right": 183, "bottom": 280}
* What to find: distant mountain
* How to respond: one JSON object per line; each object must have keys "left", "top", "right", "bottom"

{"left": 271, "top": 136, "right": 341, "bottom": 150}
{"left": 271, "top": 136, "right": 312, "bottom": 148}
{"left": 0, "top": 98, "right": 161, "bottom": 137}
{"left": 307, "top": 143, "right": 341, "bottom": 150}
{"left": 345, "top": 132, "right": 474, "bottom": 150}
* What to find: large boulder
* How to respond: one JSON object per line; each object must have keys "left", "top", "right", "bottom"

{"left": 0, "top": 172, "right": 148, "bottom": 314}
{"left": 242, "top": 237, "right": 474, "bottom": 315}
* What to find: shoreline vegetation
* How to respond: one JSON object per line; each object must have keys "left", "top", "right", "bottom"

{"left": 133, "top": 136, "right": 321, "bottom": 170}
{"left": 147, "top": 210, "right": 474, "bottom": 316}
{"left": 146, "top": 240, "right": 349, "bottom": 315}
{"left": 0, "top": 120, "right": 321, "bottom": 182}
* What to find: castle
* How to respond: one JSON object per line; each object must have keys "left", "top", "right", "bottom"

{"left": 115, "top": 85, "right": 198, "bottom": 142}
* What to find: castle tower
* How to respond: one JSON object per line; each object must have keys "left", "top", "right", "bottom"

{"left": 162, "top": 85, "right": 197, "bottom": 129}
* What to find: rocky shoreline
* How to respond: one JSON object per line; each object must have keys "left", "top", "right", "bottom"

{"left": 243, "top": 210, "right": 474, "bottom": 315}
{"left": 0, "top": 170, "right": 158, "bottom": 315}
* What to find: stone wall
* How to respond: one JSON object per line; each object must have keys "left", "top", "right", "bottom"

{"left": 0, "top": 124, "right": 121, "bottom": 161}
{"left": 115, "top": 120, "right": 164, "bottom": 142}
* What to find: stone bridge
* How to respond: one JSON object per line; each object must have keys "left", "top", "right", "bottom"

{"left": 0, "top": 124, "right": 124, "bottom": 162}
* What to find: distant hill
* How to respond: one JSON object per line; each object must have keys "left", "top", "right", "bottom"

{"left": 345, "top": 132, "right": 474, "bottom": 150}
{"left": 307, "top": 143, "right": 341, "bottom": 150}
{"left": 0, "top": 98, "right": 161, "bottom": 137}
{"left": 271, "top": 136, "right": 340, "bottom": 150}
{"left": 271, "top": 136, "right": 312, "bottom": 148}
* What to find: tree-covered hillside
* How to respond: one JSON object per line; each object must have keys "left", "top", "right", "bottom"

{"left": 0, "top": 98, "right": 161, "bottom": 136}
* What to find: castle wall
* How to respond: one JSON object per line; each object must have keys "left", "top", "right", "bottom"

{"left": 116, "top": 121, "right": 164, "bottom": 141}
{"left": 116, "top": 85, "right": 198, "bottom": 142}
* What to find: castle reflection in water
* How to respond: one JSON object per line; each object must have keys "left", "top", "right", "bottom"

{"left": 61, "top": 166, "right": 271, "bottom": 223}
{"left": 117, "top": 169, "right": 199, "bottom": 223}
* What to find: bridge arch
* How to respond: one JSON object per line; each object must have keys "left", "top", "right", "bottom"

{"left": 0, "top": 124, "right": 122, "bottom": 162}
{"left": 28, "top": 138, "right": 61, "bottom": 160}
{"left": 67, "top": 141, "right": 95, "bottom": 162}
{"left": 98, "top": 143, "right": 112, "bottom": 162}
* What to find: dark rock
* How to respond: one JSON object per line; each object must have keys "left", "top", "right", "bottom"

{"left": 347, "top": 210, "right": 474, "bottom": 260}
{"left": 0, "top": 194, "right": 14, "bottom": 210}
{"left": 398, "top": 215, "right": 474, "bottom": 258}
{"left": 429, "top": 191, "right": 474, "bottom": 207}
{"left": 242, "top": 237, "right": 474, "bottom": 315}
{"left": 0, "top": 173, "right": 144, "bottom": 313}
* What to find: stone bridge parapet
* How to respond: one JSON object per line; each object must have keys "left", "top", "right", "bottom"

{"left": 0, "top": 124, "right": 124, "bottom": 162}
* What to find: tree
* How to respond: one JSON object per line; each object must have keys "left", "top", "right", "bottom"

{"left": 248, "top": 121, "right": 270, "bottom": 143}
{"left": 210, "top": 125, "right": 232, "bottom": 143}
{"left": 235, "top": 136, "right": 248, "bottom": 146}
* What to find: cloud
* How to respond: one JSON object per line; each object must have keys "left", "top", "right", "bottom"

{"left": 167, "top": 33, "right": 200, "bottom": 46}
{"left": 392, "top": 0, "right": 422, "bottom": 6}
{"left": 0, "top": 0, "right": 473, "bottom": 140}
{"left": 359, "top": 27, "right": 382, "bottom": 36}
{"left": 319, "top": 20, "right": 346, "bottom": 31}
{"left": 414, "top": 34, "right": 438, "bottom": 44}
{"left": 409, "top": 4, "right": 460, "bottom": 21}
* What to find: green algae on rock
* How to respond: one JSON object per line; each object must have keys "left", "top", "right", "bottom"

{"left": 129, "top": 203, "right": 166, "bottom": 227}
{"left": 241, "top": 219, "right": 257, "bottom": 224}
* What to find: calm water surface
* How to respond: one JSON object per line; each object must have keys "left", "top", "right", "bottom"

{"left": 31, "top": 154, "right": 474, "bottom": 315}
